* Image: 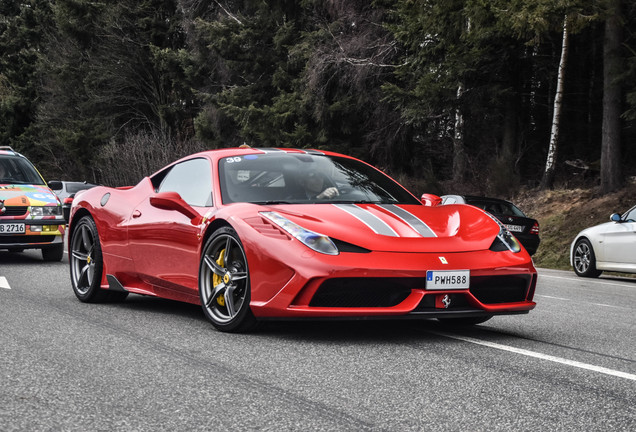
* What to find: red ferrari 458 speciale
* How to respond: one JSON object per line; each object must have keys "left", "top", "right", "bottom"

{"left": 68, "top": 148, "right": 537, "bottom": 332}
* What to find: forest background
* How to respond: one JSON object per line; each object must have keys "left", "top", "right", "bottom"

{"left": 1, "top": 0, "right": 636, "bottom": 198}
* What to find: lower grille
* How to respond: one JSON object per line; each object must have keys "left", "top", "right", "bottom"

{"left": 309, "top": 278, "right": 420, "bottom": 307}
{"left": 414, "top": 294, "right": 471, "bottom": 311}
{"left": 1, "top": 206, "right": 28, "bottom": 216}
{"left": 0, "top": 235, "right": 56, "bottom": 244}
{"left": 469, "top": 275, "right": 531, "bottom": 304}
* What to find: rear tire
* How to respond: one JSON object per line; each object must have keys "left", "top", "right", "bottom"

{"left": 42, "top": 243, "right": 64, "bottom": 262}
{"left": 70, "top": 216, "right": 128, "bottom": 302}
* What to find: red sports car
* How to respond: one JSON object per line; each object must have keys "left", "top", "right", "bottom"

{"left": 68, "top": 148, "right": 537, "bottom": 332}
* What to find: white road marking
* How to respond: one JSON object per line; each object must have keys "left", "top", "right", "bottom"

{"left": 536, "top": 294, "right": 569, "bottom": 301}
{"left": 431, "top": 330, "right": 636, "bottom": 382}
{"left": 535, "top": 294, "right": 632, "bottom": 310}
{"left": 590, "top": 302, "right": 630, "bottom": 309}
{"left": 539, "top": 273, "right": 636, "bottom": 289}
{"left": 0, "top": 276, "right": 10, "bottom": 290}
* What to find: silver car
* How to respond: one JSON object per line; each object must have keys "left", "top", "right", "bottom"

{"left": 570, "top": 205, "right": 636, "bottom": 277}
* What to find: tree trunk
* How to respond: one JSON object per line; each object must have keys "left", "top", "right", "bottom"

{"left": 601, "top": 0, "right": 623, "bottom": 194}
{"left": 452, "top": 84, "right": 467, "bottom": 183}
{"left": 541, "top": 15, "right": 569, "bottom": 190}
{"left": 452, "top": 18, "right": 471, "bottom": 184}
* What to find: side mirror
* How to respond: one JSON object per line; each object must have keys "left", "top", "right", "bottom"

{"left": 610, "top": 213, "right": 622, "bottom": 222}
{"left": 421, "top": 193, "right": 442, "bottom": 207}
{"left": 150, "top": 191, "right": 202, "bottom": 224}
{"left": 48, "top": 180, "right": 62, "bottom": 191}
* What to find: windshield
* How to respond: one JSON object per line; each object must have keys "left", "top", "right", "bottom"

{"left": 219, "top": 153, "right": 420, "bottom": 205}
{"left": 0, "top": 156, "right": 46, "bottom": 185}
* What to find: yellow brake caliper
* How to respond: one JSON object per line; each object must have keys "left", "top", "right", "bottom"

{"left": 212, "top": 249, "right": 226, "bottom": 306}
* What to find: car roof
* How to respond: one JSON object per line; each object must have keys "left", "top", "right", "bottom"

{"left": 0, "top": 146, "right": 26, "bottom": 158}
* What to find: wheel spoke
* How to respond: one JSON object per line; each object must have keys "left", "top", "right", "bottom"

{"left": 224, "top": 285, "right": 236, "bottom": 317}
{"left": 206, "top": 282, "right": 226, "bottom": 308}
{"left": 87, "top": 263, "right": 95, "bottom": 285}
{"left": 231, "top": 271, "right": 247, "bottom": 281}
{"left": 72, "top": 250, "right": 88, "bottom": 261}
{"left": 81, "top": 226, "right": 93, "bottom": 252}
{"left": 204, "top": 255, "right": 225, "bottom": 276}
{"left": 78, "top": 263, "right": 90, "bottom": 286}
{"left": 223, "top": 237, "right": 233, "bottom": 267}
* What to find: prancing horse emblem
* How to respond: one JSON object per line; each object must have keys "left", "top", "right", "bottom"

{"left": 442, "top": 295, "right": 451, "bottom": 308}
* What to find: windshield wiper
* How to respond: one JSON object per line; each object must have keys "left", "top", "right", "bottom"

{"left": 334, "top": 199, "right": 383, "bottom": 204}
{"left": 251, "top": 200, "right": 293, "bottom": 205}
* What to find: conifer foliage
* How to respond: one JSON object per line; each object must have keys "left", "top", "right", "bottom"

{"left": 0, "top": 0, "right": 635, "bottom": 192}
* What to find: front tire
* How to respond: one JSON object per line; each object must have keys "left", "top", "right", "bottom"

{"left": 572, "top": 238, "right": 602, "bottom": 278}
{"left": 70, "top": 216, "right": 127, "bottom": 302}
{"left": 42, "top": 243, "right": 64, "bottom": 262}
{"left": 199, "top": 227, "right": 257, "bottom": 332}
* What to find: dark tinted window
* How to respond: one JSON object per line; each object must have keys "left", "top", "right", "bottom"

{"left": 158, "top": 158, "right": 213, "bottom": 207}
{"left": 219, "top": 153, "right": 420, "bottom": 205}
{"left": 66, "top": 182, "right": 96, "bottom": 194}
{"left": 466, "top": 198, "right": 526, "bottom": 217}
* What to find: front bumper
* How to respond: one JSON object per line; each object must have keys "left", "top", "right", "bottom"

{"left": 246, "top": 245, "right": 537, "bottom": 319}
{"left": 0, "top": 220, "right": 65, "bottom": 249}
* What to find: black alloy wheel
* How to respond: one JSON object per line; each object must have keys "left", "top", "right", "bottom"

{"left": 199, "top": 226, "right": 257, "bottom": 332}
{"left": 70, "top": 216, "right": 128, "bottom": 302}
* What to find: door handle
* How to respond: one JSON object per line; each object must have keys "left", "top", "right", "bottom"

{"left": 132, "top": 210, "right": 142, "bottom": 218}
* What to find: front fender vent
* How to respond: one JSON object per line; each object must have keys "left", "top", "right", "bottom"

{"left": 244, "top": 216, "right": 290, "bottom": 240}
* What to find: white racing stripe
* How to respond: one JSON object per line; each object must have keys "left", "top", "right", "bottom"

{"left": 335, "top": 204, "right": 398, "bottom": 237}
{"left": 380, "top": 204, "right": 437, "bottom": 237}
{"left": 0, "top": 276, "right": 10, "bottom": 290}
{"left": 430, "top": 330, "right": 636, "bottom": 381}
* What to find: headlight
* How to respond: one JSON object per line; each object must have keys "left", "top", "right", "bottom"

{"left": 486, "top": 213, "right": 521, "bottom": 253}
{"left": 260, "top": 211, "right": 339, "bottom": 255}
{"left": 30, "top": 206, "right": 63, "bottom": 217}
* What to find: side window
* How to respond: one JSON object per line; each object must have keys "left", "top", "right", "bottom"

{"left": 624, "top": 207, "right": 636, "bottom": 222}
{"left": 158, "top": 158, "right": 213, "bottom": 207}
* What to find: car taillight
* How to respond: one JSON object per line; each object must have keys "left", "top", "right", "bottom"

{"left": 64, "top": 197, "right": 73, "bottom": 205}
{"left": 530, "top": 222, "right": 539, "bottom": 235}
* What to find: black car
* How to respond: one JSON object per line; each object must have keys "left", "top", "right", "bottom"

{"left": 441, "top": 195, "right": 540, "bottom": 255}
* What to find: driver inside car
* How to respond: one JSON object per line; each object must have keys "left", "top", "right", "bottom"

{"left": 299, "top": 170, "right": 339, "bottom": 200}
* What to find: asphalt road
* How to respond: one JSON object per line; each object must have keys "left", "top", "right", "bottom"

{"left": 0, "top": 251, "right": 634, "bottom": 431}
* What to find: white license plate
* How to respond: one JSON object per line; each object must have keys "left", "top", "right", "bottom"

{"left": 505, "top": 224, "right": 524, "bottom": 233}
{"left": 426, "top": 270, "right": 470, "bottom": 290}
{"left": 0, "top": 223, "right": 25, "bottom": 234}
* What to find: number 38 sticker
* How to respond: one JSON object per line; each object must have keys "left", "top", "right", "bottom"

{"left": 225, "top": 157, "right": 242, "bottom": 163}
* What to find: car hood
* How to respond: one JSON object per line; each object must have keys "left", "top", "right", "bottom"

{"left": 250, "top": 203, "right": 500, "bottom": 253}
{"left": 0, "top": 184, "right": 60, "bottom": 206}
